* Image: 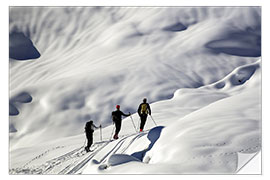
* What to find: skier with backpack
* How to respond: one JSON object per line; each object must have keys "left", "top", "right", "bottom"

{"left": 112, "top": 105, "right": 131, "bottom": 140}
{"left": 137, "top": 98, "right": 151, "bottom": 132}
{"left": 84, "top": 120, "right": 101, "bottom": 152}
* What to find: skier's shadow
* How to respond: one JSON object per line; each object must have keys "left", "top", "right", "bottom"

{"left": 131, "top": 126, "right": 164, "bottom": 161}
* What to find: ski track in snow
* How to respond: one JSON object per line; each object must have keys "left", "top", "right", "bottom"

{"left": 10, "top": 131, "right": 148, "bottom": 174}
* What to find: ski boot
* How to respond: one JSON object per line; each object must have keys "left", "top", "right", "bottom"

{"left": 113, "top": 134, "right": 119, "bottom": 140}
{"left": 85, "top": 146, "right": 90, "bottom": 152}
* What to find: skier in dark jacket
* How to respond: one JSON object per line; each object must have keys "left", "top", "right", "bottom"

{"left": 112, "top": 105, "right": 130, "bottom": 139}
{"left": 137, "top": 98, "right": 151, "bottom": 132}
{"left": 84, "top": 120, "right": 101, "bottom": 152}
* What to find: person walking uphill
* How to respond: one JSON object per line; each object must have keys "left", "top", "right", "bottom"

{"left": 84, "top": 120, "right": 101, "bottom": 152}
{"left": 137, "top": 98, "right": 151, "bottom": 132}
{"left": 112, "top": 105, "right": 130, "bottom": 140}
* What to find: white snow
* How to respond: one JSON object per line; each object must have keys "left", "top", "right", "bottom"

{"left": 9, "top": 6, "right": 261, "bottom": 174}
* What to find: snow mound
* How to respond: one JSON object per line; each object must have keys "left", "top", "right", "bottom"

{"left": 9, "top": 91, "right": 33, "bottom": 116}
{"left": 209, "top": 59, "right": 261, "bottom": 90}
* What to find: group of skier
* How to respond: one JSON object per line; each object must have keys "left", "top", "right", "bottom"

{"left": 84, "top": 98, "right": 152, "bottom": 152}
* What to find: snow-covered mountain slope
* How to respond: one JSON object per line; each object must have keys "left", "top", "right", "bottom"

{"left": 9, "top": 7, "right": 261, "bottom": 174}
{"left": 83, "top": 59, "right": 261, "bottom": 174}
{"left": 9, "top": 59, "right": 261, "bottom": 174}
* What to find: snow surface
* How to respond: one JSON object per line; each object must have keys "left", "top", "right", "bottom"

{"left": 9, "top": 7, "right": 261, "bottom": 174}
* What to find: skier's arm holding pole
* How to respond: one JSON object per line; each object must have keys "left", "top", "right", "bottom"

{"left": 147, "top": 103, "right": 151, "bottom": 115}
{"left": 121, "top": 111, "right": 131, "bottom": 117}
{"left": 137, "top": 104, "right": 142, "bottom": 116}
{"left": 93, "top": 124, "right": 101, "bottom": 129}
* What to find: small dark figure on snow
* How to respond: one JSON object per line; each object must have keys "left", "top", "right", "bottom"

{"left": 137, "top": 98, "right": 151, "bottom": 132}
{"left": 84, "top": 120, "right": 101, "bottom": 152}
{"left": 112, "top": 105, "right": 130, "bottom": 139}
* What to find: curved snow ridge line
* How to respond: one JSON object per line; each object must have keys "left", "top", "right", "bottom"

{"left": 87, "top": 135, "right": 131, "bottom": 166}
{"left": 97, "top": 132, "right": 148, "bottom": 165}
{"left": 66, "top": 140, "right": 112, "bottom": 174}
{"left": 57, "top": 149, "right": 90, "bottom": 174}
{"left": 67, "top": 132, "right": 147, "bottom": 174}
{"left": 66, "top": 152, "right": 97, "bottom": 174}
{"left": 120, "top": 132, "right": 147, "bottom": 154}
{"left": 96, "top": 132, "right": 148, "bottom": 171}
{"left": 208, "top": 59, "right": 261, "bottom": 90}
{"left": 96, "top": 132, "right": 152, "bottom": 171}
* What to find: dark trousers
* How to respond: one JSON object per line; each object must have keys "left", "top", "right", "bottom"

{"left": 115, "top": 122, "right": 122, "bottom": 135}
{"left": 140, "top": 114, "right": 148, "bottom": 130}
{"left": 86, "top": 132, "right": 93, "bottom": 149}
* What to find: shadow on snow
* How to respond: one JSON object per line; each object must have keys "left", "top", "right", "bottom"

{"left": 131, "top": 126, "right": 164, "bottom": 161}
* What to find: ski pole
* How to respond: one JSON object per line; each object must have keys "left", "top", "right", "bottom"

{"left": 129, "top": 112, "right": 137, "bottom": 132}
{"left": 137, "top": 117, "right": 140, "bottom": 131}
{"left": 150, "top": 115, "right": 157, "bottom": 126}
{"left": 100, "top": 124, "right": 102, "bottom": 142}
{"left": 110, "top": 125, "right": 115, "bottom": 140}
{"left": 82, "top": 129, "right": 87, "bottom": 147}
{"left": 83, "top": 136, "right": 87, "bottom": 148}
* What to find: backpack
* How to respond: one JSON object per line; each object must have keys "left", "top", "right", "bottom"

{"left": 141, "top": 103, "right": 148, "bottom": 114}
{"left": 85, "top": 122, "right": 94, "bottom": 133}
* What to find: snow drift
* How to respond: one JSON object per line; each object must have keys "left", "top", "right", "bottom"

{"left": 82, "top": 59, "right": 260, "bottom": 174}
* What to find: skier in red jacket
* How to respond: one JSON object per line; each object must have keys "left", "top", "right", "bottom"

{"left": 112, "top": 105, "right": 130, "bottom": 139}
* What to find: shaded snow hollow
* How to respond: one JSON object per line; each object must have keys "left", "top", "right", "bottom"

{"left": 9, "top": 7, "right": 261, "bottom": 174}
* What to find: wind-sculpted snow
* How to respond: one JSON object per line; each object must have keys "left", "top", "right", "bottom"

{"left": 9, "top": 58, "right": 261, "bottom": 174}
{"left": 93, "top": 60, "right": 261, "bottom": 174}
{"left": 205, "top": 27, "right": 261, "bottom": 57}
{"left": 9, "top": 91, "right": 32, "bottom": 117}
{"left": 9, "top": 7, "right": 261, "bottom": 173}
{"left": 145, "top": 87, "right": 261, "bottom": 173}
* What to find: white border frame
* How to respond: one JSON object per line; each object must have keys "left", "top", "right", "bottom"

{"left": 2, "top": 1, "right": 269, "bottom": 180}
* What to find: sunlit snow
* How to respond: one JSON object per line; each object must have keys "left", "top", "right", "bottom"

{"left": 9, "top": 7, "right": 261, "bottom": 174}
